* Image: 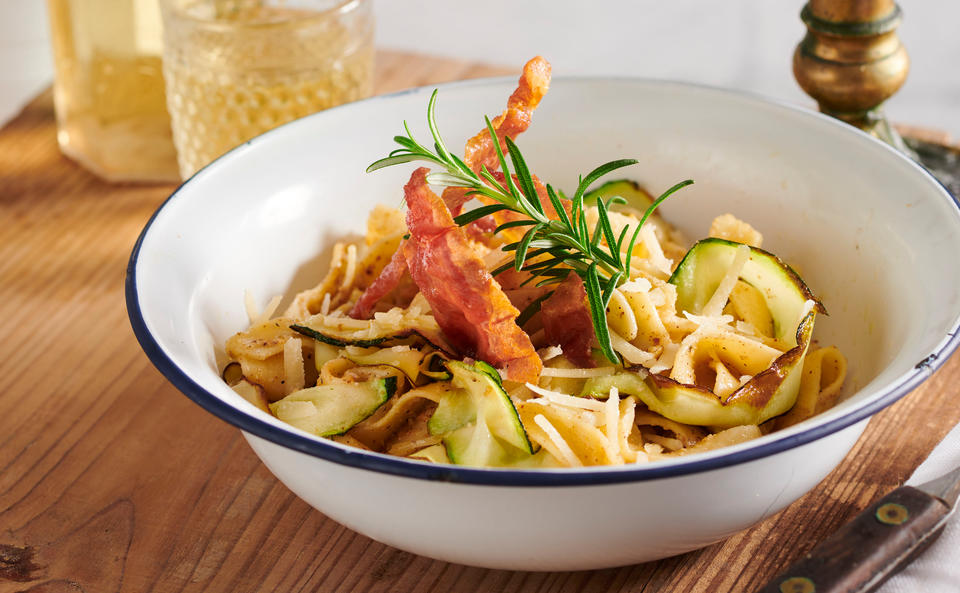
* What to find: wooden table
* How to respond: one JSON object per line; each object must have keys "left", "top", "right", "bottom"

{"left": 1, "top": 51, "right": 958, "bottom": 593}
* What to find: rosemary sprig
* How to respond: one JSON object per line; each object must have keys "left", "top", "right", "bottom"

{"left": 367, "top": 89, "right": 693, "bottom": 364}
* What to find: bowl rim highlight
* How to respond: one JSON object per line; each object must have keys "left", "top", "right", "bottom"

{"left": 126, "top": 75, "right": 960, "bottom": 487}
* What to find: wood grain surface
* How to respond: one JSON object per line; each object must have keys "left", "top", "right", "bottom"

{"left": 1, "top": 50, "right": 959, "bottom": 593}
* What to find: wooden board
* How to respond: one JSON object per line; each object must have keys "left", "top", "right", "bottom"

{"left": 1, "top": 50, "right": 958, "bottom": 593}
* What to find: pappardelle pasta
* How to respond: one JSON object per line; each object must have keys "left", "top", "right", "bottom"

{"left": 222, "top": 57, "right": 847, "bottom": 468}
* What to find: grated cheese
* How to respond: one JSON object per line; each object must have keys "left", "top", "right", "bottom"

{"left": 245, "top": 291, "right": 283, "bottom": 325}
{"left": 617, "top": 396, "right": 639, "bottom": 463}
{"left": 683, "top": 311, "right": 735, "bottom": 331}
{"left": 640, "top": 224, "right": 673, "bottom": 275}
{"left": 648, "top": 342, "right": 680, "bottom": 375}
{"left": 539, "top": 366, "right": 618, "bottom": 379}
{"left": 340, "top": 244, "right": 358, "bottom": 292}
{"left": 604, "top": 387, "right": 620, "bottom": 456}
{"left": 533, "top": 414, "right": 582, "bottom": 467}
{"left": 701, "top": 243, "right": 750, "bottom": 318}
{"left": 283, "top": 336, "right": 305, "bottom": 394}
{"left": 525, "top": 383, "right": 605, "bottom": 411}
{"left": 244, "top": 289, "right": 259, "bottom": 325}
{"left": 539, "top": 345, "right": 563, "bottom": 362}
{"left": 261, "top": 295, "right": 282, "bottom": 322}
{"left": 610, "top": 331, "right": 655, "bottom": 365}
{"left": 619, "top": 277, "right": 652, "bottom": 294}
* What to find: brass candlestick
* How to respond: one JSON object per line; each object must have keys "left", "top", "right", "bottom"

{"left": 793, "top": 0, "right": 960, "bottom": 197}
{"left": 793, "top": 0, "right": 912, "bottom": 152}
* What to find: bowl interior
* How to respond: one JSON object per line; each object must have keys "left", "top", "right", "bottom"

{"left": 131, "top": 77, "right": 960, "bottom": 477}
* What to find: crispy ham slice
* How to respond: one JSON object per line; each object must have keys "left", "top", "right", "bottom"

{"left": 541, "top": 273, "right": 596, "bottom": 367}
{"left": 402, "top": 168, "right": 542, "bottom": 383}
{"left": 464, "top": 56, "right": 551, "bottom": 174}
{"left": 351, "top": 57, "right": 556, "bottom": 331}
{"left": 349, "top": 241, "right": 409, "bottom": 319}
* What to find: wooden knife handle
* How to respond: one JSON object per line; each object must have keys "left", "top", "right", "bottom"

{"left": 756, "top": 486, "right": 951, "bottom": 593}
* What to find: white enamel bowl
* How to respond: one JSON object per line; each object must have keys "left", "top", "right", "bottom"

{"left": 127, "top": 77, "right": 960, "bottom": 571}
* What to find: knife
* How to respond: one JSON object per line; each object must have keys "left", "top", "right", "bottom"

{"left": 756, "top": 464, "right": 960, "bottom": 593}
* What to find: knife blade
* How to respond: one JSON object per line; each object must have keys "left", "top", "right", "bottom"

{"left": 755, "top": 464, "right": 960, "bottom": 593}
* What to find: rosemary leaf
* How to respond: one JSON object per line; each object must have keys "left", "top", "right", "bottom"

{"left": 574, "top": 159, "right": 639, "bottom": 202}
{"left": 639, "top": 179, "right": 694, "bottom": 228}
{"left": 585, "top": 263, "right": 619, "bottom": 363}
{"left": 427, "top": 172, "right": 474, "bottom": 187}
{"left": 367, "top": 153, "right": 440, "bottom": 172}
{"left": 514, "top": 224, "right": 544, "bottom": 271}
{"left": 615, "top": 224, "right": 630, "bottom": 255}
{"left": 596, "top": 199, "right": 621, "bottom": 267}
{"left": 601, "top": 271, "right": 623, "bottom": 307}
{"left": 453, "top": 204, "right": 510, "bottom": 226}
{"left": 495, "top": 219, "right": 540, "bottom": 233}
{"left": 505, "top": 137, "right": 544, "bottom": 216}
{"left": 516, "top": 292, "right": 553, "bottom": 326}
{"left": 534, "top": 277, "right": 566, "bottom": 288}
{"left": 546, "top": 183, "right": 572, "bottom": 230}
{"left": 623, "top": 222, "right": 644, "bottom": 273}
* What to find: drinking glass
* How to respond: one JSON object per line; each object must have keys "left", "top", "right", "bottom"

{"left": 47, "top": 0, "right": 180, "bottom": 183}
{"left": 159, "top": 0, "right": 374, "bottom": 179}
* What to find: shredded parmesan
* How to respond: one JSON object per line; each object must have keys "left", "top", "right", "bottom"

{"left": 610, "top": 331, "right": 655, "bottom": 365}
{"left": 283, "top": 337, "right": 305, "bottom": 394}
{"left": 647, "top": 283, "right": 669, "bottom": 307}
{"left": 261, "top": 294, "right": 282, "bottom": 322}
{"left": 700, "top": 244, "right": 750, "bottom": 318}
{"left": 683, "top": 311, "right": 735, "bottom": 331}
{"left": 648, "top": 342, "right": 679, "bottom": 375}
{"left": 604, "top": 387, "right": 620, "bottom": 454}
{"left": 539, "top": 345, "right": 563, "bottom": 362}
{"left": 644, "top": 433, "right": 683, "bottom": 451}
{"left": 407, "top": 293, "right": 431, "bottom": 315}
{"left": 644, "top": 443, "right": 665, "bottom": 457}
{"left": 619, "top": 277, "right": 652, "bottom": 294}
{"left": 340, "top": 244, "right": 358, "bottom": 292}
{"left": 533, "top": 414, "right": 581, "bottom": 467}
{"left": 540, "top": 366, "right": 618, "bottom": 379}
{"left": 320, "top": 293, "right": 332, "bottom": 315}
{"left": 244, "top": 291, "right": 283, "bottom": 325}
{"left": 618, "top": 396, "right": 638, "bottom": 463}
{"left": 525, "top": 383, "right": 605, "bottom": 411}
{"left": 244, "top": 290, "right": 259, "bottom": 325}
{"left": 640, "top": 224, "right": 673, "bottom": 275}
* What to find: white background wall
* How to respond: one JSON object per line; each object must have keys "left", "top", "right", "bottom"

{"left": 2, "top": 1, "right": 957, "bottom": 137}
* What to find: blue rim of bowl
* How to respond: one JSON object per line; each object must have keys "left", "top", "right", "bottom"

{"left": 126, "top": 76, "right": 960, "bottom": 487}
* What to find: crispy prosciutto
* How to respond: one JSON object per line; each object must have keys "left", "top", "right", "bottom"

{"left": 402, "top": 168, "right": 542, "bottom": 383}
{"left": 541, "top": 273, "right": 596, "bottom": 367}
{"left": 353, "top": 57, "right": 555, "bottom": 319}
{"left": 348, "top": 243, "right": 408, "bottom": 319}
{"left": 440, "top": 187, "right": 471, "bottom": 216}
{"left": 464, "top": 56, "right": 551, "bottom": 175}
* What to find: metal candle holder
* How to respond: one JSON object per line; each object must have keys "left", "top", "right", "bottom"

{"left": 794, "top": 0, "right": 959, "bottom": 196}
{"left": 794, "top": 0, "right": 909, "bottom": 149}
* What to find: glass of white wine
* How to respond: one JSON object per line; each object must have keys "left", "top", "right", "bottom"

{"left": 159, "top": 0, "right": 375, "bottom": 179}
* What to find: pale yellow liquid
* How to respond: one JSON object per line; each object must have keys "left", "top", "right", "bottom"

{"left": 47, "top": 0, "right": 180, "bottom": 182}
{"left": 162, "top": 1, "right": 374, "bottom": 178}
